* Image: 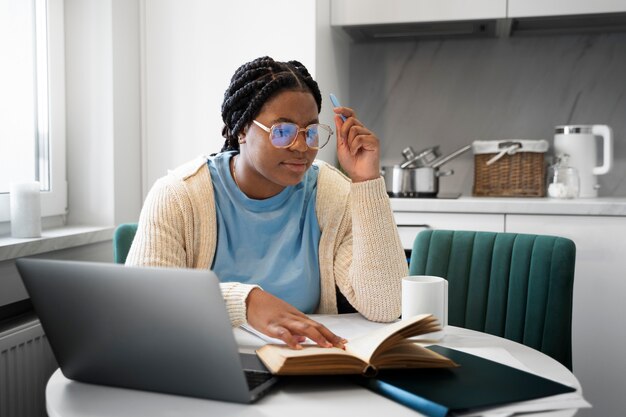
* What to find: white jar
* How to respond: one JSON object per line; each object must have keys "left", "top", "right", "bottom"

{"left": 547, "top": 157, "right": 579, "bottom": 199}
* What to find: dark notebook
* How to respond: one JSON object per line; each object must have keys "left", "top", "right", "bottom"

{"left": 361, "top": 346, "right": 576, "bottom": 417}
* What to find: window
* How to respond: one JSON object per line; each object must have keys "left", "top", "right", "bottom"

{"left": 0, "top": 0, "right": 66, "bottom": 222}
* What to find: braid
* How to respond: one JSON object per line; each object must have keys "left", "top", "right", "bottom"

{"left": 220, "top": 56, "right": 322, "bottom": 153}
{"left": 288, "top": 60, "right": 323, "bottom": 110}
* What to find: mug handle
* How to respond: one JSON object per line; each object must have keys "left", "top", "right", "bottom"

{"left": 592, "top": 125, "right": 613, "bottom": 175}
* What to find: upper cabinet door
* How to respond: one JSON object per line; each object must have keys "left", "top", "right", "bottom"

{"left": 508, "top": 0, "right": 626, "bottom": 18}
{"left": 331, "top": 0, "right": 506, "bottom": 26}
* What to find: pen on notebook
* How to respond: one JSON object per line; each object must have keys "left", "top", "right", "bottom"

{"left": 329, "top": 93, "right": 347, "bottom": 122}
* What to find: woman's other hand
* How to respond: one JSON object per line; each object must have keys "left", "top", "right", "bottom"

{"left": 246, "top": 288, "right": 346, "bottom": 350}
{"left": 334, "top": 107, "right": 381, "bottom": 183}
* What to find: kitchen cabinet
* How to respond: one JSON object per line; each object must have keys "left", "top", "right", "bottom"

{"left": 331, "top": 0, "right": 506, "bottom": 26}
{"left": 506, "top": 214, "right": 626, "bottom": 417}
{"left": 332, "top": 0, "right": 626, "bottom": 24}
{"left": 331, "top": 0, "right": 626, "bottom": 40}
{"left": 394, "top": 212, "right": 504, "bottom": 250}
{"left": 508, "top": 0, "right": 626, "bottom": 18}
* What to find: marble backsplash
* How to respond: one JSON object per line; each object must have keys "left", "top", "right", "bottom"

{"left": 349, "top": 33, "right": 626, "bottom": 197}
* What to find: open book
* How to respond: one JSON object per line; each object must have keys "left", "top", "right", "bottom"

{"left": 256, "top": 314, "right": 457, "bottom": 376}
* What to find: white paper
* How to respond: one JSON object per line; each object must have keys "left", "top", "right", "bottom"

{"left": 455, "top": 394, "right": 591, "bottom": 417}
{"left": 239, "top": 313, "right": 385, "bottom": 345}
{"left": 239, "top": 324, "right": 314, "bottom": 345}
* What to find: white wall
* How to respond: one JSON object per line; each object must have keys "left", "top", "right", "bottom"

{"left": 65, "top": 0, "right": 348, "bottom": 210}
{"left": 64, "top": 0, "right": 114, "bottom": 225}
{"left": 65, "top": 0, "right": 142, "bottom": 226}
{"left": 112, "top": 0, "right": 142, "bottom": 223}
{"left": 142, "top": 0, "right": 317, "bottom": 195}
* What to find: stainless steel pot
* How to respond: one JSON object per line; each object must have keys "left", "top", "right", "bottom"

{"left": 383, "top": 145, "right": 471, "bottom": 197}
{"left": 382, "top": 165, "right": 452, "bottom": 197}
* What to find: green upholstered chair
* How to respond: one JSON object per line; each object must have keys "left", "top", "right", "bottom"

{"left": 113, "top": 223, "right": 138, "bottom": 264}
{"left": 409, "top": 229, "right": 576, "bottom": 370}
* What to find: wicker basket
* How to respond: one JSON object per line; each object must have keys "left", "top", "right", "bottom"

{"left": 472, "top": 140, "right": 549, "bottom": 197}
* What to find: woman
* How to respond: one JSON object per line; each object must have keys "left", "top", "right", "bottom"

{"left": 126, "top": 56, "right": 408, "bottom": 349}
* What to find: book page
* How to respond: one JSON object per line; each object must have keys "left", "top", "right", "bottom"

{"left": 345, "top": 314, "right": 436, "bottom": 362}
{"left": 241, "top": 313, "right": 386, "bottom": 345}
{"left": 312, "top": 313, "right": 390, "bottom": 339}
{"left": 257, "top": 344, "right": 369, "bottom": 375}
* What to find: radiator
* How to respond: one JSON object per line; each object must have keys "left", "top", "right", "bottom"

{"left": 0, "top": 319, "right": 58, "bottom": 417}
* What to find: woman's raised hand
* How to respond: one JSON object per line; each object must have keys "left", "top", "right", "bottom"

{"left": 334, "top": 107, "right": 381, "bottom": 183}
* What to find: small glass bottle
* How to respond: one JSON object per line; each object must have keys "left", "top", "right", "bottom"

{"left": 547, "top": 154, "right": 580, "bottom": 199}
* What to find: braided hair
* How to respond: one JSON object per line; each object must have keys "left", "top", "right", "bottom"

{"left": 220, "top": 56, "right": 322, "bottom": 152}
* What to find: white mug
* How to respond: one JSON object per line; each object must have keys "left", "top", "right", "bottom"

{"left": 401, "top": 275, "right": 448, "bottom": 329}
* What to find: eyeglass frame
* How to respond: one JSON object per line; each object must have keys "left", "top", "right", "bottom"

{"left": 251, "top": 120, "right": 334, "bottom": 150}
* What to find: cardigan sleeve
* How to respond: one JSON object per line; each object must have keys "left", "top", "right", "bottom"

{"left": 125, "top": 175, "right": 259, "bottom": 327}
{"left": 125, "top": 177, "right": 189, "bottom": 268}
{"left": 333, "top": 177, "right": 407, "bottom": 322}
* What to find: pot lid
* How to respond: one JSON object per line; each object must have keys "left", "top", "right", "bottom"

{"left": 400, "top": 146, "right": 440, "bottom": 169}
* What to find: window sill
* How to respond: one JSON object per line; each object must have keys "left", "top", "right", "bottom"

{"left": 0, "top": 225, "right": 115, "bottom": 262}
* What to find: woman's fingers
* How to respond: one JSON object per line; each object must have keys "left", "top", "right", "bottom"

{"left": 246, "top": 289, "right": 346, "bottom": 349}
{"left": 285, "top": 318, "right": 345, "bottom": 349}
{"left": 339, "top": 118, "right": 373, "bottom": 144}
{"left": 268, "top": 316, "right": 345, "bottom": 349}
{"left": 337, "top": 115, "right": 361, "bottom": 140}
{"left": 333, "top": 106, "right": 355, "bottom": 124}
{"left": 266, "top": 323, "right": 304, "bottom": 349}
{"left": 315, "top": 324, "right": 348, "bottom": 348}
{"left": 346, "top": 129, "right": 377, "bottom": 156}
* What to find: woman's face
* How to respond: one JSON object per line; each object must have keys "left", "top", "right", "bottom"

{"left": 238, "top": 90, "right": 320, "bottom": 199}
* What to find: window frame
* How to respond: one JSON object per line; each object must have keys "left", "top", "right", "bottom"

{"left": 0, "top": 0, "right": 66, "bottom": 223}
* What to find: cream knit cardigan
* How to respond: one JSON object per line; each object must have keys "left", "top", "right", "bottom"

{"left": 126, "top": 156, "right": 408, "bottom": 326}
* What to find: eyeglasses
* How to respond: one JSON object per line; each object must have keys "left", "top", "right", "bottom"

{"left": 252, "top": 120, "right": 333, "bottom": 150}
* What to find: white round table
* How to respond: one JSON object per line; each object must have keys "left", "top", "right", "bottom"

{"left": 46, "top": 316, "right": 584, "bottom": 417}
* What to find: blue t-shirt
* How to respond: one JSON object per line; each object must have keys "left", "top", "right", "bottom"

{"left": 207, "top": 152, "right": 321, "bottom": 313}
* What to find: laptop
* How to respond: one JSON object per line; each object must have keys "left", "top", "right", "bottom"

{"left": 16, "top": 258, "right": 278, "bottom": 403}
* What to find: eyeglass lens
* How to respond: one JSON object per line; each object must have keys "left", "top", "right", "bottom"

{"left": 270, "top": 123, "right": 329, "bottom": 149}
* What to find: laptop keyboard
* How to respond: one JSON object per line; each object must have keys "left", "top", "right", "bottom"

{"left": 245, "top": 370, "right": 274, "bottom": 390}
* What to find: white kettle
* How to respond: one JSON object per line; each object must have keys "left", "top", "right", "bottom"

{"left": 554, "top": 125, "right": 613, "bottom": 198}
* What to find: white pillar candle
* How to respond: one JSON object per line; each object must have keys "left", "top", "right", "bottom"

{"left": 10, "top": 181, "right": 42, "bottom": 238}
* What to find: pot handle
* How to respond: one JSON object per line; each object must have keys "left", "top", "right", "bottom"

{"left": 436, "top": 169, "right": 454, "bottom": 177}
{"left": 431, "top": 145, "right": 472, "bottom": 168}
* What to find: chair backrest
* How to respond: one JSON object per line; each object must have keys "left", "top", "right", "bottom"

{"left": 113, "top": 223, "right": 138, "bottom": 264}
{"left": 409, "top": 229, "right": 575, "bottom": 370}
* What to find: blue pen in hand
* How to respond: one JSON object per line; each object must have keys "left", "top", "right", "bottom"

{"left": 329, "top": 93, "right": 347, "bottom": 122}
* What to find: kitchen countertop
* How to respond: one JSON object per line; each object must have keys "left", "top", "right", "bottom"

{"left": 390, "top": 196, "right": 626, "bottom": 216}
